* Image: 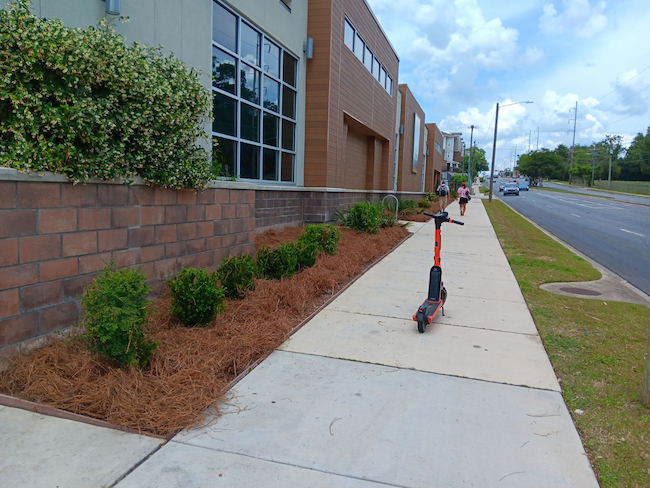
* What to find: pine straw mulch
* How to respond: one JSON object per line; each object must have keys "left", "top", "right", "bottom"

{"left": 399, "top": 199, "right": 456, "bottom": 222}
{"left": 0, "top": 225, "right": 410, "bottom": 437}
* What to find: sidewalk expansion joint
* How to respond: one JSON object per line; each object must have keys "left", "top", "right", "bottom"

{"left": 328, "top": 308, "right": 537, "bottom": 332}
{"left": 277, "top": 350, "right": 562, "bottom": 394}
{"left": 169, "top": 440, "right": 413, "bottom": 488}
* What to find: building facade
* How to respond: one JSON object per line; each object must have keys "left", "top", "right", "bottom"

{"left": 304, "top": 0, "right": 400, "bottom": 190}
{"left": 442, "top": 131, "right": 464, "bottom": 172}
{"left": 396, "top": 84, "right": 426, "bottom": 192}
{"left": 424, "top": 123, "right": 445, "bottom": 192}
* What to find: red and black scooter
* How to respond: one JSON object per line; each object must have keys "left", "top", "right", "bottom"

{"left": 413, "top": 211, "right": 464, "bottom": 333}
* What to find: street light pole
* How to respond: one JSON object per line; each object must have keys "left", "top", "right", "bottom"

{"left": 468, "top": 125, "right": 475, "bottom": 195}
{"left": 488, "top": 103, "right": 500, "bottom": 202}
{"left": 488, "top": 101, "right": 533, "bottom": 202}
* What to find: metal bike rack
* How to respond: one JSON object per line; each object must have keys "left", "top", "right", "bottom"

{"left": 382, "top": 194, "right": 399, "bottom": 221}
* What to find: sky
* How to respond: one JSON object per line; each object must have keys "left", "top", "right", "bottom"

{"left": 366, "top": 0, "right": 650, "bottom": 170}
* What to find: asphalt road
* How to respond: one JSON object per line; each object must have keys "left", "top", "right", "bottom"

{"left": 542, "top": 181, "right": 650, "bottom": 206}
{"left": 488, "top": 178, "right": 650, "bottom": 295}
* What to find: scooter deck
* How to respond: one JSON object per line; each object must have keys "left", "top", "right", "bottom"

{"left": 413, "top": 299, "right": 444, "bottom": 325}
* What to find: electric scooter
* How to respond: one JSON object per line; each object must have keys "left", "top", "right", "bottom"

{"left": 413, "top": 211, "right": 464, "bottom": 333}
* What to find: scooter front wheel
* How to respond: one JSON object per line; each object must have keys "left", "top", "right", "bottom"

{"left": 417, "top": 320, "right": 427, "bottom": 333}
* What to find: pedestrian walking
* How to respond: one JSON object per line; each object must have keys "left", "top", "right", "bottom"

{"left": 436, "top": 181, "right": 449, "bottom": 210}
{"left": 458, "top": 182, "right": 470, "bottom": 216}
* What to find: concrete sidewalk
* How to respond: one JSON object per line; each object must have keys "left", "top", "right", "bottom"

{"left": 117, "top": 199, "right": 598, "bottom": 487}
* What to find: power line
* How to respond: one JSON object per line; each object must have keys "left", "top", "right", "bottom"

{"left": 595, "top": 58, "right": 650, "bottom": 102}
{"left": 602, "top": 83, "right": 650, "bottom": 112}
{"left": 602, "top": 106, "right": 650, "bottom": 128}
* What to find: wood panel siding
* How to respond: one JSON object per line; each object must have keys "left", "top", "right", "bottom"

{"left": 397, "top": 84, "right": 426, "bottom": 192}
{"left": 345, "top": 127, "right": 368, "bottom": 189}
{"left": 305, "top": 0, "right": 399, "bottom": 190}
{"left": 425, "top": 123, "right": 445, "bottom": 192}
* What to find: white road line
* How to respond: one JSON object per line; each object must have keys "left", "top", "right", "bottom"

{"left": 571, "top": 213, "right": 581, "bottom": 218}
{"left": 620, "top": 228, "right": 646, "bottom": 237}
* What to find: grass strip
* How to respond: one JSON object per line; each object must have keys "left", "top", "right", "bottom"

{"left": 484, "top": 200, "right": 650, "bottom": 488}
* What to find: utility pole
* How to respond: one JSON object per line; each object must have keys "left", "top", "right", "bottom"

{"left": 590, "top": 147, "right": 597, "bottom": 187}
{"left": 569, "top": 101, "right": 578, "bottom": 183}
{"left": 488, "top": 103, "right": 500, "bottom": 202}
{"left": 608, "top": 149, "right": 613, "bottom": 190}
{"left": 528, "top": 131, "right": 531, "bottom": 153}
{"left": 468, "top": 125, "right": 475, "bottom": 195}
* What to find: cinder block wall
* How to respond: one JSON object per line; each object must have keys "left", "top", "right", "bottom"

{"left": 0, "top": 180, "right": 255, "bottom": 354}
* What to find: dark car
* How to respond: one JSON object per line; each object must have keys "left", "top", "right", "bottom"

{"left": 498, "top": 182, "right": 506, "bottom": 192}
{"left": 503, "top": 183, "right": 519, "bottom": 196}
{"left": 519, "top": 180, "right": 529, "bottom": 191}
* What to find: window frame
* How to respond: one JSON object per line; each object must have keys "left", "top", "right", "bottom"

{"left": 343, "top": 16, "right": 393, "bottom": 97}
{"left": 211, "top": 1, "right": 298, "bottom": 184}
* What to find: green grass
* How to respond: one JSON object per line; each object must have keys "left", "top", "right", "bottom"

{"left": 484, "top": 200, "right": 650, "bottom": 487}
{"left": 593, "top": 180, "right": 650, "bottom": 196}
{"left": 479, "top": 185, "right": 490, "bottom": 195}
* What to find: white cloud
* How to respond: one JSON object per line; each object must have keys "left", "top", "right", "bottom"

{"left": 539, "top": 0, "right": 607, "bottom": 38}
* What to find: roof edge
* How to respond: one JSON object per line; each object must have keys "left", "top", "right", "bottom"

{"left": 361, "top": 0, "right": 400, "bottom": 62}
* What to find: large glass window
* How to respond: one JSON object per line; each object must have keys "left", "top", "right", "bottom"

{"left": 211, "top": 1, "right": 298, "bottom": 183}
{"left": 240, "top": 63, "right": 260, "bottom": 104}
{"left": 212, "top": 47, "right": 237, "bottom": 94}
{"left": 213, "top": 3, "right": 237, "bottom": 53}
{"left": 264, "top": 40, "right": 281, "bottom": 79}
{"left": 241, "top": 104, "right": 260, "bottom": 142}
{"left": 283, "top": 52, "right": 297, "bottom": 87}
{"left": 213, "top": 93, "right": 236, "bottom": 136}
{"left": 241, "top": 22, "right": 261, "bottom": 67}
{"left": 263, "top": 76, "right": 280, "bottom": 112}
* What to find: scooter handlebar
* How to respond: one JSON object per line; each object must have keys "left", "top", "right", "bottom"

{"left": 449, "top": 219, "right": 464, "bottom": 226}
{"left": 423, "top": 212, "right": 436, "bottom": 217}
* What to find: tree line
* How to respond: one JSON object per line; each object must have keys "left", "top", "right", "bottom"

{"left": 515, "top": 127, "right": 650, "bottom": 185}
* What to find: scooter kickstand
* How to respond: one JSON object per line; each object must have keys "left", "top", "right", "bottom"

{"left": 441, "top": 306, "right": 445, "bottom": 316}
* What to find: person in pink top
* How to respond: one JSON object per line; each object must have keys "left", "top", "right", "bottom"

{"left": 458, "top": 182, "right": 470, "bottom": 216}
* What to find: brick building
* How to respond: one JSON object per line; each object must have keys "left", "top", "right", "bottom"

{"left": 396, "top": 84, "right": 426, "bottom": 192}
{"left": 424, "top": 123, "right": 445, "bottom": 192}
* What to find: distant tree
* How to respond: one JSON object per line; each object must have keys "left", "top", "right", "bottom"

{"left": 570, "top": 164, "right": 593, "bottom": 186}
{"left": 621, "top": 127, "right": 650, "bottom": 181}
{"left": 516, "top": 149, "right": 564, "bottom": 184}
{"left": 461, "top": 147, "right": 488, "bottom": 179}
{"left": 552, "top": 144, "right": 571, "bottom": 180}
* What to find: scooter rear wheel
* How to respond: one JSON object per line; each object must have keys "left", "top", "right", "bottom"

{"left": 417, "top": 320, "right": 427, "bottom": 333}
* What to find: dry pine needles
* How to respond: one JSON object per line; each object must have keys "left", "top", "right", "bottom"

{"left": 0, "top": 226, "right": 409, "bottom": 436}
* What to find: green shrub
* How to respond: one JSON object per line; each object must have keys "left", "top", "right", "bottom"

{"left": 338, "top": 202, "right": 382, "bottom": 234}
{"left": 379, "top": 209, "right": 398, "bottom": 228}
{"left": 216, "top": 255, "right": 257, "bottom": 299}
{"left": 81, "top": 265, "right": 157, "bottom": 368}
{"left": 257, "top": 243, "right": 298, "bottom": 280}
{"left": 451, "top": 174, "right": 469, "bottom": 186}
{"left": 0, "top": 1, "right": 212, "bottom": 189}
{"left": 296, "top": 241, "right": 319, "bottom": 270}
{"left": 298, "top": 224, "right": 342, "bottom": 255}
{"left": 168, "top": 268, "right": 225, "bottom": 326}
{"left": 450, "top": 189, "right": 458, "bottom": 199}
{"left": 425, "top": 192, "right": 437, "bottom": 202}
{"left": 417, "top": 199, "right": 430, "bottom": 208}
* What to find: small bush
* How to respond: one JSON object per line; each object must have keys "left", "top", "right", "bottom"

{"left": 81, "top": 265, "right": 157, "bottom": 368}
{"left": 296, "top": 241, "right": 319, "bottom": 270}
{"left": 417, "top": 199, "right": 430, "bottom": 208}
{"left": 450, "top": 189, "right": 458, "bottom": 199}
{"left": 168, "top": 268, "right": 225, "bottom": 326}
{"left": 217, "top": 255, "right": 257, "bottom": 298}
{"left": 425, "top": 192, "right": 437, "bottom": 202}
{"left": 257, "top": 243, "right": 298, "bottom": 280}
{"left": 379, "top": 209, "right": 398, "bottom": 228}
{"left": 298, "top": 224, "right": 342, "bottom": 255}
{"left": 338, "top": 202, "right": 382, "bottom": 234}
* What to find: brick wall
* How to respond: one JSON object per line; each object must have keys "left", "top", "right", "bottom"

{"left": 256, "top": 189, "right": 426, "bottom": 232}
{"left": 0, "top": 180, "right": 255, "bottom": 354}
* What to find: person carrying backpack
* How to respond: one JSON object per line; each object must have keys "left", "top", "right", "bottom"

{"left": 436, "top": 181, "right": 449, "bottom": 210}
